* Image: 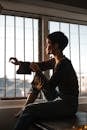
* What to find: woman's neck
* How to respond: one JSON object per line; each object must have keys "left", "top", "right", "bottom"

{"left": 54, "top": 53, "right": 64, "bottom": 64}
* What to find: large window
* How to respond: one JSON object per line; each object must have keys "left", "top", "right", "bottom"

{"left": 0, "top": 14, "right": 87, "bottom": 98}
{"left": 49, "top": 21, "right": 87, "bottom": 96}
{"left": 0, "top": 15, "right": 39, "bottom": 98}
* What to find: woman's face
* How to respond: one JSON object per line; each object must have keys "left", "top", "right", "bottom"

{"left": 45, "top": 38, "right": 53, "bottom": 55}
{"left": 45, "top": 38, "right": 59, "bottom": 55}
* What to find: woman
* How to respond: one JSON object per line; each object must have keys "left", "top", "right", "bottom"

{"left": 9, "top": 31, "right": 79, "bottom": 130}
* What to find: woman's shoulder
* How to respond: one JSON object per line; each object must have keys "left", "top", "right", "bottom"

{"left": 60, "top": 56, "right": 73, "bottom": 70}
{"left": 62, "top": 56, "right": 71, "bottom": 64}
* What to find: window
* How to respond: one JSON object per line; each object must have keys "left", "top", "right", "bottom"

{"left": 0, "top": 15, "right": 39, "bottom": 98}
{"left": 49, "top": 21, "right": 87, "bottom": 96}
{"left": 0, "top": 13, "right": 87, "bottom": 98}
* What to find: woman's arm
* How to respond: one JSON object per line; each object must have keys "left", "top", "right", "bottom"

{"left": 30, "top": 61, "right": 61, "bottom": 90}
{"left": 36, "top": 58, "right": 55, "bottom": 71}
{"left": 9, "top": 57, "right": 55, "bottom": 74}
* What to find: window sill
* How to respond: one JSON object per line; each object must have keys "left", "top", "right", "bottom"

{"left": 0, "top": 99, "right": 26, "bottom": 109}
{"left": 79, "top": 96, "right": 87, "bottom": 104}
{"left": 0, "top": 96, "right": 87, "bottom": 109}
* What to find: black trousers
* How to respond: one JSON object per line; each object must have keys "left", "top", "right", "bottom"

{"left": 14, "top": 85, "right": 78, "bottom": 130}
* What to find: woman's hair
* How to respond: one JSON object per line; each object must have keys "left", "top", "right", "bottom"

{"left": 47, "top": 31, "right": 68, "bottom": 51}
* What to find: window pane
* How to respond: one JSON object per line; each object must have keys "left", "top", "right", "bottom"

{"left": 48, "top": 20, "right": 87, "bottom": 97}
{"left": 60, "top": 23, "right": 70, "bottom": 58}
{"left": 0, "top": 15, "right": 39, "bottom": 97}
{"left": 0, "top": 15, "right": 5, "bottom": 97}
{"left": 6, "top": 16, "right": 15, "bottom": 97}
{"left": 70, "top": 24, "right": 79, "bottom": 73}
{"left": 49, "top": 21, "right": 60, "bottom": 33}
{"left": 80, "top": 25, "right": 87, "bottom": 96}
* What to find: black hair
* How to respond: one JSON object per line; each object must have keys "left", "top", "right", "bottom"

{"left": 47, "top": 31, "right": 68, "bottom": 51}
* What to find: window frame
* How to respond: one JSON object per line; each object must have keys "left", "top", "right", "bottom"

{"left": 0, "top": 1, "right": 87, "bottom": 101}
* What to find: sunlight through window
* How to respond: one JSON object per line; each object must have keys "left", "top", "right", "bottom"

{"left": 0, "top": 15, "right": 39, "bottom": 97}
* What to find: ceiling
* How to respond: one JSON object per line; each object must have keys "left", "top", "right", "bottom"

{"left": 1, "top": 0, "right": 87, "bottom": 10}
{"left": 44, "top": 0, "right": 87, "bottom": 9}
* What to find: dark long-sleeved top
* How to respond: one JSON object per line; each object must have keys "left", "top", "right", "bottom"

{"left": 17, "top": 56, "right": 79, "bottom": 104}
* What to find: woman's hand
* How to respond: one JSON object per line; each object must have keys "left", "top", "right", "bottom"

{"left": 30, "top": 62, "right": 40, "bottom": 72}
{"left": 9, "top": 57, "right": 20, "bottom": 65}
